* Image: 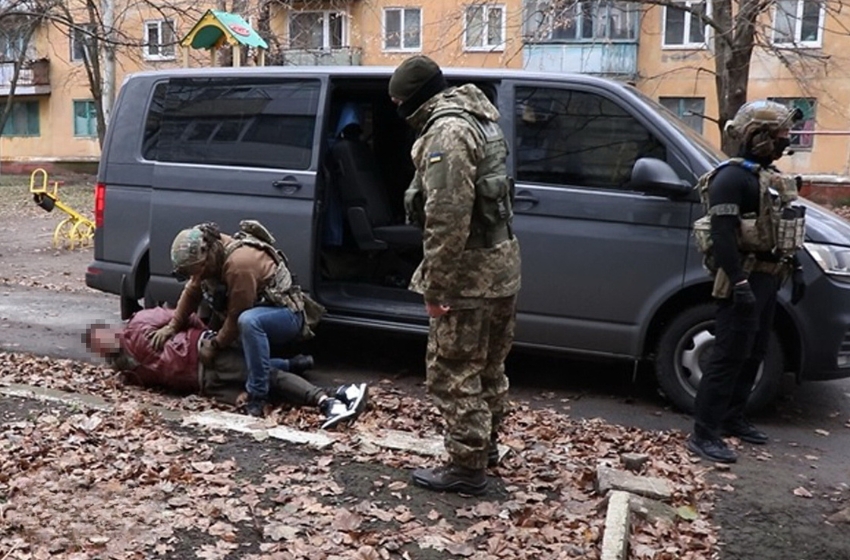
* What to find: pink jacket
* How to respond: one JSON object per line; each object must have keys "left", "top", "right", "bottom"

{"left": 117, "top": 307, "right": 206, "bottom": 393}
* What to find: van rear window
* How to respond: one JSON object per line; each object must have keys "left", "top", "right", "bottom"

{"left": 142, "top": 78, "right": 321, "bottom": 170}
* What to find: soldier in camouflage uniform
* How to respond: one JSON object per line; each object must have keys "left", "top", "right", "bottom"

{"left": 389, "top": 56, "right": 521, "bottom": 495}
{"left": 149, "top": 221, "right": 344, "bottom": 418}
{"left": 688, "top": 100, "right": 806, "bottom": 464}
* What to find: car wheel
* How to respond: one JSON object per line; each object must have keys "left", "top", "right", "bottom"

{"left": 655, "top": 303, "right": 784, "bottom": 414}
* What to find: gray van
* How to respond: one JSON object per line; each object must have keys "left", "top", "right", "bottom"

{"left": 85, "top": 66, "right": 850, "bottom": 412}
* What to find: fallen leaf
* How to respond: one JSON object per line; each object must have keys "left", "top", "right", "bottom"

{"left": 815, "top": 429, "right": 830, "bottom": 437}
{"left": 793, "top": 487, "right": 814, "bottom": 498}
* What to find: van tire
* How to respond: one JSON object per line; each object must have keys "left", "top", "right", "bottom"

{"left": 655, "top": 303, "right": 784, "bottom": 415}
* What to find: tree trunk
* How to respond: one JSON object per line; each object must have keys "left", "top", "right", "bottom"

{"left": 714, "top": 0, "right": 759, "bottom": 156}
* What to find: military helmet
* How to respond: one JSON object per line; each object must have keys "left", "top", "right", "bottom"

{"left": 170, "top": 226, "right": 208, "bottom": 273}
{"left": 725, "top": 100, "right": 800, "bottom": 142}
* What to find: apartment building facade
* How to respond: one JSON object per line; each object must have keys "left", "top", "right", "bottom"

{"left": 1, "top": 0, "right": 848, "bottom": 176}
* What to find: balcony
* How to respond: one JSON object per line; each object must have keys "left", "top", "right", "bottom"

{"left": 275, "top": 47, "right": 362, "bottom": 66}
{"left": 0, "top": 59, "right": 50, "bottom": 96}
{"left": 523, "top": 43, "right": 638, "bottom": 78}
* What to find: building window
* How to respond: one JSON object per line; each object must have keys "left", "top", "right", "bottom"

{"left": 383, "top": 7, "right": 421, "bottom": 51}
{"left": 768, "top": 97, "right": 816, "bottom": 150}
{"left": 524, "top": 0, "right": 638, "bottom": 42}
{"left": 773, "top": 0, "right": 823, "bottom": 46}
{"left": 71, "top": 24, "right": 96, "bottom": 62}
{"left": 289, "top": 11, "right": 346, "bottom": 50}
{"left": 660, "top": 97, "right": 705, "bottom": 134}
{"left": 0, "top": 29, "right": 26, "bottom": 62}
{"left": 464, "top": 4, "right": 505, "bottom": 51}
{"left": 1, "top": 100, "right": 39, "bottom": 136}
{"left": 144, "top": 19, "right": 175, "bottom": 60}
{"left": 73, "top": 100, "right": 97, "bottom": 137}
{"left": 663, "top": 0, "right": 708, "bottom": 47}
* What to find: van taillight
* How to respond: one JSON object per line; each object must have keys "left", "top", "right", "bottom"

{"left": 95, "top": 182, "right": 105, "bottom": 227}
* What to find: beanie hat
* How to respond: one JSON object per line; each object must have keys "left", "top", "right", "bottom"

{"left": 389, "top": 55, "right": 447, "bottom": 118}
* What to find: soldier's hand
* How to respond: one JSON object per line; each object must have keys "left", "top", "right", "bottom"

{"left": 198, "top": 338, "right": 218, "bottom": 366}
{"left": 148, "top": 324, "right": 176, "bottom": 351}
{"left": 732, "top": 280, "right": 756, "bottom": 314}
{"left": 425, "top": 302, "right": 450, "bottom": 318}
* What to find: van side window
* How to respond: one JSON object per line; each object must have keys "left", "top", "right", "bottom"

{"left": 515, "top": 87, "right": 666, "bottom": 189}
{"left": 142, "top": 78, "right": 321, "bottom": 170}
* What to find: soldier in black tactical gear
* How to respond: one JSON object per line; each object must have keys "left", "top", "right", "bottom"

{"left": 688, "top": 100, "right": 806, "bottom": 464}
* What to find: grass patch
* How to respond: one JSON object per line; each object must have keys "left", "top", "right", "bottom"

{"left": 0, "top": 173, "right": 96, "bottom": 219}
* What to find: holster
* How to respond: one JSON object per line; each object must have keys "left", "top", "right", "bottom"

{"left": 712, "top": 254, "right": 756, "bottom": 299}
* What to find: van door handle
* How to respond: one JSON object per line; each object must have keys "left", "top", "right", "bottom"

{"left": 514, "top": 193, "right": 539, "bottom": 206}
{"left": 273, "top": 177, "right": 302, "bottom": 195}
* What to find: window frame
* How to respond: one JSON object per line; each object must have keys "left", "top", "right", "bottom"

{"left": 463, "top": 4, "right": 506, "bottom": 52}
{"left": 1, "top": 100, "right": 40, "bottom": 137}
{"left": 662, "top": 0, "right": 710, "bottom": 49}
{"left": 73, "top": 99, "right": 98, "bottom": 138}
{"left": 382, "top": 7, "right": 422, "bottom": 52}
{"left": 288, "top": 10, "right": 348, "bottom": 50}
{"left": 771, "top": 0, "right": 824, "bottom": 47}
{"left": 659, "top": 96, "right": 705, "bottom": 134}
{"left": 767, "top": 97, "right": 817, "bottom": 151}
{"left": 70, "top": 23, "right": 96, "bottom": 63}
{"left": 525, "top": 0, "right": 640, "bottom": 43}
{"left": 143, "top": 19, "right": 176, "bottom": 61}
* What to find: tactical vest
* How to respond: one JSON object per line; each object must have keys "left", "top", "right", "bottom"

{"left": 404, "top": 109, "right": 514, "bottom": 249}
{"left": 692, "top": 158, "right": 806, "bottom": 273}
{"left": 201, "top": 220, "right": 325, "bottom": 339}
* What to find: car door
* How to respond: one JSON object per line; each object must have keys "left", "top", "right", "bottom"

{"left": 143, "top": 75, "right": 327, "bottom": 304}
{"left": 502, "top": 80, "right": 694, "bottom": 358}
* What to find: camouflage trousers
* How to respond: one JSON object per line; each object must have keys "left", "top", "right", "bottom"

{"left": 425, "top": 294, "right": 517, "bottom": 470}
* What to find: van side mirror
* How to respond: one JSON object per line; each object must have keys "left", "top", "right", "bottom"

{"left": 630, "top": 158, "right": 692, "bottom": 198}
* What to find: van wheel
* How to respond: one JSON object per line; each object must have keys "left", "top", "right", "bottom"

{"left": 655, "top": 303, "right": 784, "bottom": 414}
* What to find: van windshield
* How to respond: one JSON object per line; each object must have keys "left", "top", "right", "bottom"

{"left": 630, "top": 88, "right": 726, "bottom": 166}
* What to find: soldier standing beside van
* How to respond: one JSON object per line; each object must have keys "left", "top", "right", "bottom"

{"left": 389, "top": 56, "right": 521, "bottom": 495}
{"left": 689, "top": 101, "right": 806, "bottom": 464}
{"left": 149, "top": 221, "right": 336, "bottom": 418}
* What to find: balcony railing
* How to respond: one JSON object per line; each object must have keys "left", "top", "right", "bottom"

{"left": 275, "top": 47, "right": 362, "bottom": 66}
{"left": 523, "top": 43, "right": 638, "bottom": 78}
{"left": 0, "top": 59, "right": 50, "bottom": 96}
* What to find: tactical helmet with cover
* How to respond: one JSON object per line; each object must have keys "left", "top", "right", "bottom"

{"left": 724, "top": 100, "right": 802, "bottom": 159}
{"left": 170, "top": 223, "right": 221, "bottom": 276}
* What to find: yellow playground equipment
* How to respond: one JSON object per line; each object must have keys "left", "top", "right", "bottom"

{"left": 29, "top": 168, "right": 96, "bottom": 250}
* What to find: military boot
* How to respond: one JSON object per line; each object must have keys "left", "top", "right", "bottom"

{"left": 411, "top": 464, "right": 487, "bottom": 495}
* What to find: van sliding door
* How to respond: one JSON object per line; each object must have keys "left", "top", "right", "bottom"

{"left": 143, "top": 76, "right": 326, "bottom": 304}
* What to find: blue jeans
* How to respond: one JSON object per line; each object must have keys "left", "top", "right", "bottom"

{"left": 238, "top": 306, "right": 304, "bottom": 399}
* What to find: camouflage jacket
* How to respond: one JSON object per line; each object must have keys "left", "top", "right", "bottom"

{"left": 405, "top": 84, "right": 521, "bottom": 303}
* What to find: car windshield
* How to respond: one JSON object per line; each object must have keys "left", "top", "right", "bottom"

{"left": 630, "top": 87, "right": 726, "bottom": 166}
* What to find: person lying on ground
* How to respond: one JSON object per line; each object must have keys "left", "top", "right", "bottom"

{"left": 83, "top": 306, "right": 368, "bottom": 429}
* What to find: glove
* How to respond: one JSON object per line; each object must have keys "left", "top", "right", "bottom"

{"left": 732, "top": 280, "right": 756, "bottom": 314}
{"left": 198, "top": 337, "right": 218, "bottom": 366}
{"left": 791, "top": 267, "right": 806, "bottom": 305}
{"left": 148, "top": 324, "right": 176, "bottom": 351}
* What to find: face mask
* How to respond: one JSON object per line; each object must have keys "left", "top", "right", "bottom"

{"left": 773, "top": 137, "right": 791, "bottom": 159}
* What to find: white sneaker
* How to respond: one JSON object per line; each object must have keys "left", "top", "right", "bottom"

{"left": 319, "top": 383, "right": 368, "bottom": 430}
{"left": 336, "top": 383, "right": 368, "bottom": 415}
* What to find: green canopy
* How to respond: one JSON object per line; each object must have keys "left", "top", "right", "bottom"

{"left": 180, "top": 10, "right": 268, "bottom": 50}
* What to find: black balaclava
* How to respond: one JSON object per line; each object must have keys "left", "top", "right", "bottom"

{"left": 389, "top": 55, "right": 448, "bottom": 120}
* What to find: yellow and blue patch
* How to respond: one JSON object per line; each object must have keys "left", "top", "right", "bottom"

{"left": 428, "top": 152, "right": 443, "bottom": 163}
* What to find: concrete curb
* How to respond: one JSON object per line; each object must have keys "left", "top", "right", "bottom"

{"left": 601, "top": 491, "right": 631, "bottom": 560}
{"left": 0, "top": 383, "right": 511, "bottom": 462}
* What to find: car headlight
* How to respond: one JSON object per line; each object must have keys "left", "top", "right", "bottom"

{"left": 804, "top": 242, "right": 850, "bottom": 278}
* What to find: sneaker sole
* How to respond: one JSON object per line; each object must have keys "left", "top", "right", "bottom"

{"left": 321, "top": 385, "right": 369, "bottom": 430}
{"left": 686, "top": 438, "right": 738, "bottom": 464}
{"left": 410, "top": 473, "right": 488, "bottom": 496}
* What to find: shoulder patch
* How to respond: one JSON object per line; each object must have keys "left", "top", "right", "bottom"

{"left": 428, "top": 152, "right": 443, "bottom": 163}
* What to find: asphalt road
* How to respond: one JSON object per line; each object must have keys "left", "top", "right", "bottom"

{"left": 2, "top": 283, "right": 850, "bottom": 558}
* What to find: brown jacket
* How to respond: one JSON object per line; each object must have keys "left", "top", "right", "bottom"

{"left": 170, "top": 234, "right": 276, "bottom": 347}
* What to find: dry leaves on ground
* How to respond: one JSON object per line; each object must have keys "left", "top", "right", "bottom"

{"left": 1, "top": 351, "right": 718, "bottom": 559}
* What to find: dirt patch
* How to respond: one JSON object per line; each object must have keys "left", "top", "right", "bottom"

{"left": 0, "top": 174, "right": 96, "bottom": 293}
